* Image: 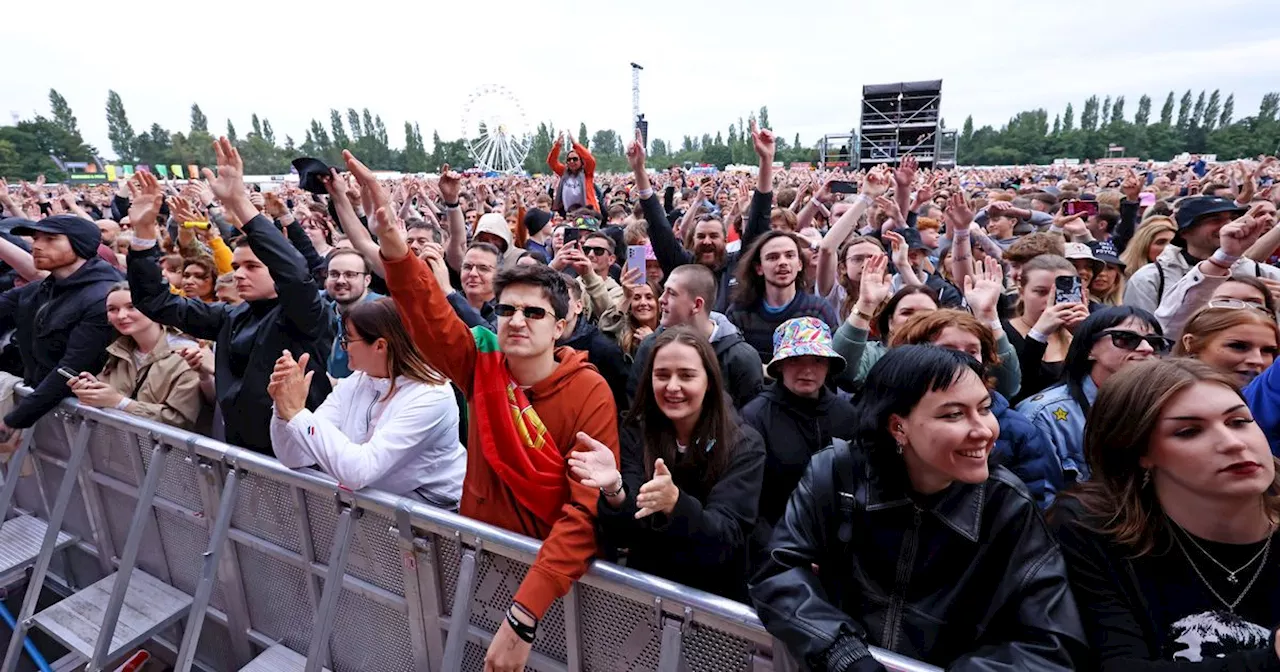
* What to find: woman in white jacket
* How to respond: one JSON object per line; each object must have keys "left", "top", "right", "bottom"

{"left": 267, "top": 298, "right": 465, "bottom": 508}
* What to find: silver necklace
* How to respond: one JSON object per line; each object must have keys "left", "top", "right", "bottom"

{"left": 1168, "top": 523, "right": 1271, "bottom": 613}
{"left": 1168, "top": 518, "right": 1273, "bottom": 584}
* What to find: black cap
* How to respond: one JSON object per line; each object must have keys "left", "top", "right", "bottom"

{"left": 292, "top": 157, "right": 333, "bottom": 195}
{"left": 1174, "top": 196, "right": 1247, "bottom": 231}
{"left": 1089, "top": 240, "right": 1125, "bottom": 269}
{"left": 899, "top": 227, "right": 934, "bottom": 252}
{"left": 10, "top": 215, "right": 102, "bottom": 260}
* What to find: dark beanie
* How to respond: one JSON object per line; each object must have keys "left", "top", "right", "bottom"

{"left": 523, "top": 208, "right": 552, "bottom": 236}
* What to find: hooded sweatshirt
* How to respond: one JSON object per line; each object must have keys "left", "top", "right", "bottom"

{"left": 557, "top": 317, "right": 629, "bottom": 413}
{"left": 0, "top": 257, "right": 122, "bottom": 428}
{"left": 473, "top": 213, "right": 524, "bottom": 268}
{"left": 383, "top": 250, "right": 619, "bottom": 619}
{"left": 626, "top": 312, "right": 764, "bottom": 408}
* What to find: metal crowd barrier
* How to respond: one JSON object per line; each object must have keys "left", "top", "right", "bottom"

{"left": 0, "top": 394, "right": 940, "bottom": 672}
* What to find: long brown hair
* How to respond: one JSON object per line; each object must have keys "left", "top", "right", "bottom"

{"left": 628, "top": 326, "right": 737, "bottom": 486}
{"left": 345, "top": 298, "right": 447, "bottom": 399}
{"left": 619, "top": 279, "right": 662, "bottom": 356}
{"left": 1055, "top": 358, "right": 1280, "bottom": 556}
{"left": 732, "top": 230, "right": 807, "bottom": 308}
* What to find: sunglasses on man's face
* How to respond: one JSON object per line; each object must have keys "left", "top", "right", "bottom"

{"left": 582, "top": 245, "right": 610, "bottom": 257}
{"left": 1101, "top": 329, "right": 1173, "bottom": 354}
{"left": 567, "top": 157, "right": 581, "bottom": 163}
{"left": 495, "top": 303, "right": 551, "bottom": 320}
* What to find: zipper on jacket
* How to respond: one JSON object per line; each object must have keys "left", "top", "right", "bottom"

{"left": 881, "top": 504, "right": 922, "bottom": 651}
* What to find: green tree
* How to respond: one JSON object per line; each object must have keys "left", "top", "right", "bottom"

{"left": 1101, "top": 96, "right": 1112, "bottom": 127}
{"left": 226, "top": 120, "right": 238, "bottom": 144}
{"left": 1203, "top": 90, "right": 1222, "bottom": 133}
{"left": 251, "top": 114, "right": 263, "bottom": 138}
{"left": 1081, "top": 96, "right": 1100, "bottom": 131}
{"left": 1135, "top": 95, "right": 1152, "bottom": 126}
{"left": 651, "top": 138, "right": 669, "bottom": 159}
{"left": 49, "top": 89, "right": 79, "bottom": 136}
{"left": 1159, "top": 92, "right": 1175, "bottom": 125}
{"left": 759, "top": 106, "right": 770, "bottom": 130}
{"left": 190, "top": 104, "right": 208, "bottom": 133}
{"left": 1220, "top": 94, "right": 1235, "bottom": 127}
{"left": 1176, "top": 90, "right": 1193, "bottom": 131}
{"left": 347, "top": 109, "right": 363, "bottom": 142}
{"left": 961, "top": 115, "right": 974, "bottom": 147}
{"left": 263, "top": 119, "right": 276, "bottom": 146}
{"left": 1062, "top": 103, "right": 1075, "bottom": 132}
{"left": 590, "top": 129, "right": 620, "bottom": 157}
{"left": 403, "top": 121, "right": 428, "bottom": 172}
{"left": 105, "top": 90, "right": 137, "bottom": 160}
{"left": 430, "top": 129, "right": 445, "bottom": 168}
{"left": 1110, "top": 96, "right": 1125, "bottom": 125}
{"left": 577, "top": 123, "right": 589, "bottom": 149}
{"left": 330, "top": 109, "right": 350, "bottom": 150}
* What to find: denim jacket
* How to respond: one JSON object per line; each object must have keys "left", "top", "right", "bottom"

{"left": 1015, "top": 377, "right": 1098, "bottom": 485}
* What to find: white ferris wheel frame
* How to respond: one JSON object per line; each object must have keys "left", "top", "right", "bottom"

{"left": 461, "top": 85, "right": 531, "bottom": 174}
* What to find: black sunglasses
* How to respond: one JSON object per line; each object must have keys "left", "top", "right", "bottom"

{"left": 1101, "top": 329, "right": 1173, "bottom": 354}
{"left": 495, "top": 303, "right": 551, "bottom": 320}
{"left": 582, "top": 245, "right": 610, "bottom": 256}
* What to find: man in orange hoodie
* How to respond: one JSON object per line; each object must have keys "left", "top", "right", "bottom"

{"left": 547, "top": 133, "right": 599, "bottom": 214}
{"left": 339, "top": 150, "right": 618, "bottom": 672}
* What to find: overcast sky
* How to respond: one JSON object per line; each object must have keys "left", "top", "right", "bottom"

{"left": 6, "top": 0, "right": 1279, "bottom": 160}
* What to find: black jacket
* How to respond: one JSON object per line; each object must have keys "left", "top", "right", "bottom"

{"left": 127, "top": 215, "right": 331, "bottom": 453}
{"left": 750, "top": 442, "right": 1086, "bottom": 671}
{"left": 627, "top": 315, "right": 763, "bottom": 409}
{"left": 0, "top": 258, "right": 122, "bottom": 428}
{"left": 597, "top": 423, "right": 765, "bottom": 601}
{"left": 740, "top": 384, "right": 857, "bottom": 549}
{"left": 558, "top": 318, "right": 629, "bottom": 413}
{"left": 639, "top": 189, "right": 772, "bottom": 314}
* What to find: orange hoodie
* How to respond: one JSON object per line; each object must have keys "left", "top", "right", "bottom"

{"left": 383, "top": 251, "right": 619, "bottom": 618}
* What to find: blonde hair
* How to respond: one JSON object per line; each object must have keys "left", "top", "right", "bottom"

{"left": 1119, "top": 217, "right": 1177, "bottom": 277}
{"left": 1175, "top": 306, "right": 1280, "bottom": 357}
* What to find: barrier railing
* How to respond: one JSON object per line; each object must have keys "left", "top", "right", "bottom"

{"left": 0, "top": 393, "right": 940, "bottom": 672}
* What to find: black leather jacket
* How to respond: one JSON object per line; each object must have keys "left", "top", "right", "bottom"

{"left": 749, "top": 442, "right": 1086, "bottom": 671}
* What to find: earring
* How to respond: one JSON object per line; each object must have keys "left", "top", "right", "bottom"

{"left": 895, "top": 442, "right": 904, "bottom": 455}
{"left": 1141, "top": 469, "right": 1151, "bottom": 489}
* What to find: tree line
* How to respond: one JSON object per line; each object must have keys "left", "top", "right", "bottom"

{"left": 960, "top": 89, "right": 1280, "bottom": 165}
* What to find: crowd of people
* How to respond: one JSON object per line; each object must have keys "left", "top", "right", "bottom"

{"left": 2, "top": 123, "right": 1280, "bottom": 670}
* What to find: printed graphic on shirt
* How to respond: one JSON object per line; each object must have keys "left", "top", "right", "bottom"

{"left": 1168, "top": 610, "right": 1270, "bottom": 661}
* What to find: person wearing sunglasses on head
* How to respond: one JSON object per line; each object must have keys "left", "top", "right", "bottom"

{"left": 1175, "top": 303, "right": 1279, "bottom": 387}
{"left": 1017, "top": 306, "right": 1170, "bottom": 487}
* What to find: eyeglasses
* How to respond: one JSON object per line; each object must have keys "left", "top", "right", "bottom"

{"left": 566, "top": 157, "right": 581, "bottom": 163}
{"left": 1207, "top": 298, "right": 1275, "bottom": 317}
{"left": 338, "top": 335, "right": 364, "bottom": 351}
{"left": 1101, "top": 329, "right": 1173, "bottom": 354}
{"left": 495, "top": 303, "right": 551, "bottom": 320}
{"left": 327, "top": 270, "right": 366, "bottom": 281}
{"left": 582, "top": 245, "right": 610, "bottom": 257}
{"left": 461, "top": 263, "right": 495, "bottom": 274}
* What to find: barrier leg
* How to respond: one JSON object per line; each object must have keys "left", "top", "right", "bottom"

{"left": 439, "top": 544, "right": 479, "bottom": 672}
{"left": 0, "top": 431, "right": 36, "bottom": 528}
{"left": 87, "top": 441, "right": 171, "bottom": 671}
{"left": 173, "top": 466, "right": 241, "bottom": 672}
{"left": 396, "top": 505, "right": 434, "bottom": 672}
{"left": 0, "top": 419, "right": 92, "bottom": 672}
{"left": 303, "top": 501, "right": 359, "bottom": 672}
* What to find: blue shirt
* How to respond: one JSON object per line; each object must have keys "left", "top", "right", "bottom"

{"left": 324, "top": 290, "right": 384, "bottom": 378}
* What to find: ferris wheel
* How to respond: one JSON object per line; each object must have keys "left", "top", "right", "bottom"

{"left": 461, "top": 85, "right": 532, "bottom": 174}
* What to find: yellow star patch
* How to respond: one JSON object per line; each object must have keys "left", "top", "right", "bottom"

{"left": 1053, "top": 407, "right": 1069, "bottom": 422}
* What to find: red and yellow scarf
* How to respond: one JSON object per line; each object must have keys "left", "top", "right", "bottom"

{"left": 471, "top": 327, "right": 568, "bottom": 526}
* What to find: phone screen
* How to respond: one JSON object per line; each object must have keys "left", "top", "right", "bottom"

{"left": 828, "top": 181, "right": 858, "bottom": 194}
{"left": 56, "top": 367, "right": 78, "bottom": 380}
{"left": 1054, "top": 275, "right": 1083, "bottom": 305}
{"left": 1064, "top": 200, "right": 1099, "bottom": 217}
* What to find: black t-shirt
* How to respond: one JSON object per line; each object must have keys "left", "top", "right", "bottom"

{"left": 1053, "top": 500, "right": 1280, "bottom": 667}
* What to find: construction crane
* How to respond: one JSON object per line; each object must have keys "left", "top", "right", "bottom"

{"left": 630, "top": 62, "right": 647, "bottom": 147}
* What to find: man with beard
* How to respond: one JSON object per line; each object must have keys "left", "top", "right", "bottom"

{"left": 626, "top": 264, "right": 763, "bottom": 408}
{"left": 627, "top": 123, "right": 775, "bottom": 314}
{"left": 322, "top": 248, "right": 382, "bottom": 378}
{"left": 0, "top": 214, "right": 121, "bottom": 444}
{"left": 727, "top": 231, "right": 838, "bottom": 364}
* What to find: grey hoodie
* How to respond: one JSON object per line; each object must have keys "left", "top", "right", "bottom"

{"left": 625, "top": 311, "right": 764, "bottom": 408}
{"left": 473, "top": 213, "right": 524, "bottom": 267}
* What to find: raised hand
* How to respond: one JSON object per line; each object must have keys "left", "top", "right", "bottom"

{"left": 625, "top": 128, "right": 647, "bottom": 175}
{"left": 418, "top": 241, "right": 452, "bottom": 291}
{"left": 963, "top": 257, "right": 1004, "bottom": 322}
{"left": 345, "top": 150, "right": 408, "bottom": 260}
{"left": 438, "top": 164, "right": 462, "bottom": 203}
{"left": 944, "top": 192, "right": 974, "bottom": 231}
{"left": 856, "top": 254, "right": 893, "bottom": 313}
{"left": 882, "top": 229, "right": 911, "bottom": 271}
{"left": 861, "top": 166, "right": 891, "bottom": 198}
{"left": 893, "top": 155, "right": 918, "bottom": 192}
{"left": 263, "top": 192, "right": 289, "bottom": 220}
{"left": 750, "top": 118, "right": 775, "bottom": 164}
{"left": 267, "top": 350, "right": 314, "bottom": 422}
{"left": 635, "top": 459, "right": 678, "bottom": 519}
{"left": 567, "top": 432, "right": 621, "bottom": 491}
{"left": 1121, "top": 169, "right": 1142, "bottom": 202}
{"left": 127, "top": 171, "right": 164, "bottom": 237}
{"left": 1219, "top": 203, "right": 1273, "bottom": 257}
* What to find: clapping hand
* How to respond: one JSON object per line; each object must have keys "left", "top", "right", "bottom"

{"left": 635, "top": 459, "right": 679, "bottom": 519}
{"left": 127, "top": 171, "right": 164, "bottom": 238}
{"left": 964, "top": 257, "right": 1004, "bottom": 322}
{"left": 567, "top": 432, "right": 621, "bottom": 491}
{"left": 267, "top": 350, "right": 313, "bottom": 422}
